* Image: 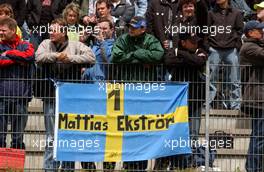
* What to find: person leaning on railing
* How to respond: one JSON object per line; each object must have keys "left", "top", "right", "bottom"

{"left": 0, "top": 17, "right": 35, "bottom": 150}
{"left": 110, "top": 16, "right": 164, "bottom": 171}
{"left": 82, "top": 18, "right": 115, "bottom": 81}
{"left": 156, "top": 32, "right": 208, "bottom": 170}
{"left": 239, "top": 20, "right": 264, "bottom": 172}
{"left": 35, "top": 18, "right": 95, "bottom": 172}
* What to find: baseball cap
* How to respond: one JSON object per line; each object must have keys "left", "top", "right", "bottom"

{"left": 179, "top": 32, "right": 201, "bottom": 42}
{"left": 129, "top": 16, "right": 147, "bottom": 29}
{"left": 243, "top": 20, "right": 264, "bottom": 33}
{"left": 254, "top": 1, "right": 264, "bottom": 9}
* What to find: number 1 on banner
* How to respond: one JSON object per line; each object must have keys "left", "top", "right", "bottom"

{"left": 105, "top": 83, "right": 124, "bottom": 161}
{"left": 108, "top": 89, "right": 120, "bottom": 111}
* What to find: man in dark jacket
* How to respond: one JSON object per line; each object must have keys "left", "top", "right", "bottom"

{"left": 0, "top": 0, "right": 26, "bottom": 26}
{"left": 146, "top": 0, "right": 179, "bottom": 50}
{"left": 26, "top": 0, "right": 68, "bottom": 49}
{"left": 240, "top": 20, "right": 264, "bottom": 172}
{"left": 0, "top": 17, "right": 34, "bottom": 150}
{"left": 155, "top": 32, "right": 207, "bottom": 170}
{"left": 208, "top": 0, "right": 243, "bottom": 110}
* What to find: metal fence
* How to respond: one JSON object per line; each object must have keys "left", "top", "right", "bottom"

{"left": 0, "top": 63, "right": 263, "bottom": 171}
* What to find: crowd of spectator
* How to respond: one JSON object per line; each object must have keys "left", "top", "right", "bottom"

{"left": 0, "top": 0, "right": 263, "bottom": 171}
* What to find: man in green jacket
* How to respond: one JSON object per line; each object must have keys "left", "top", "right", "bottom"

{"left": 110, "top": 16, "right": 164, "bottom": 171}
{"left": 111, "top": 16, "right": 164, "bottom": 64}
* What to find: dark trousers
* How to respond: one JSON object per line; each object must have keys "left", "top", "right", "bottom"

{"left": 245, "top": 108, "right": 264, "bottom": 172}
{"left": 0, "top": 99, "right": 28, "bottom": 149}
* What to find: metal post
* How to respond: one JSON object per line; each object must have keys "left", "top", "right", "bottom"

{"left": 205, "top": 60, "right": 210, "bottom": 171}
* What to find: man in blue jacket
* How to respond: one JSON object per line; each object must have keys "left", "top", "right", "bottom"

{"left": 0, "top": 17, "right": 34, "bottom": 150}
{"left": 82, "top": 18, "right": 115, "bottom": 81}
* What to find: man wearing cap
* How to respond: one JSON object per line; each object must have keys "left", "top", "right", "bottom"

{"left": 111, "top": 16, "right": 164, "bottom": 171}
{"left": 254, "top": 1, "right": 264, "bottom": 22}
{"left": 111, "top": 16, "right": 164, "bottom": 65}
{"left": 155, "top": 32, "right": 208, "bottom": 170}
{"left": 165, "top": 32, "right": 207, "bottom": 66}
{"left": 240, "top": 20, "right": 264, "bottom": 172}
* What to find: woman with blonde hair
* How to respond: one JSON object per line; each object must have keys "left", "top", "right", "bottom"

{"left": 63, "top": 3, "right": 85, "bottom": 42}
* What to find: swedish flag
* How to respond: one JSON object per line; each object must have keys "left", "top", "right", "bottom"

{"left": 54, "top": 82, "right": 191, "bottom": 162}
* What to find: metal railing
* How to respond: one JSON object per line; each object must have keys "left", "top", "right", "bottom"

{"left": 0, "top": 63, "right": 262, "bottom": 171}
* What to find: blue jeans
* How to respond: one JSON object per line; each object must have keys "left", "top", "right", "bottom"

{"left": 43, "top": 100, "right": 74, "bottom": 172}
{"left": 245, "top": 108, "right": 264, "bottom": 172}
{"left": 208, "top": 47, "right": 241, "bottom": 109}
{"left": 0, "top": 99, "right": 28, "bottom": 149}
{"left": 231, "top": 0, "right": 253, "bottom": 17}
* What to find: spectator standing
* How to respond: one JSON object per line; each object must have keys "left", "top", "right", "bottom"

{"left": 246, "top": 0, "right": 262, "bottom": 10}
{"left": 111, "top": 16, "right": 163, "bottom": 64}
{"left": 240, "top": 20, "right": 264, "bottom": 172}
{"left": 254, "top": 1, "right": 264, "bottom": 22}
{"left": 63, "top": 3, "right": 86, "bottom": 42}
{"left": 26, "top": 0, "right": 68, "bottom": 49}
{"left": 81, "top": 0, "right": 112, "bottom": 46}
{"left": 0, "top": 17, "right": 34, "bottom": 153}
{"left": 146, "top": 0, "right": 179, "bottom": 50}
{"left": 0, "top": 0, "right": 26, "bottom": 27}
{"left": 94, "top": 0, "right": 112, "bottom": 22}
{"left": 156, "top": 32, "right": 208, "bottom": 170}
{"left": 82, "top": 18, "right": 115, "bottom": 81}
{"left": 0, "top": 3, "right": 22, "bottom": 39}
{"left": 35, "top": 18, "right": 95, "bottom": 172}
{"left": 81, "top": 17, "right": 115, "bottom": 171}
{"left": 146, "top": 0, "right": 208, "bottom": 50}
{"left": 67, "top": 0, "right": 97, "bottom": 16}
{"left": 111, "top": 16, "right": 164, "bottom": 172}
{"left": 208, "top": 0, "right": 243, "bottom": 110}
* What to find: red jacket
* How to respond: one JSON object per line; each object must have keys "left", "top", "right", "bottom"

{"left": 0, "top": 34, "right": 35, "bottom": 98}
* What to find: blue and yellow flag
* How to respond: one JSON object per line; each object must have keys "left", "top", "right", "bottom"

{"left": 54, "top": 82, "right": 191, "bottom": 162}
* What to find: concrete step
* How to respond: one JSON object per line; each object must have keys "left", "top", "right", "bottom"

{"left": 214, "top": 157, "right": 246, "bottom": 172}
{"left": 216, "top": 149, "right": 247, "bottom": 156}
{"left": 201, "top": 109, "right": 244, "bottom": 117}
{"left": 199, "top": 129, "right": 251, "bottom": 137}
{"left": 25, "top": 152, "right": 44, "bottom": 170}
{"left": 25, "top": 114, "right": 45, "bottom": 132}
{"left": 28, "top": 98, "right": 43, "bottom": 113}
{"left": 197, "top": 137, "right": 250, "bottom": 153}
{"left": 199, "top": 117, "right": 251, "bottom": 132}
